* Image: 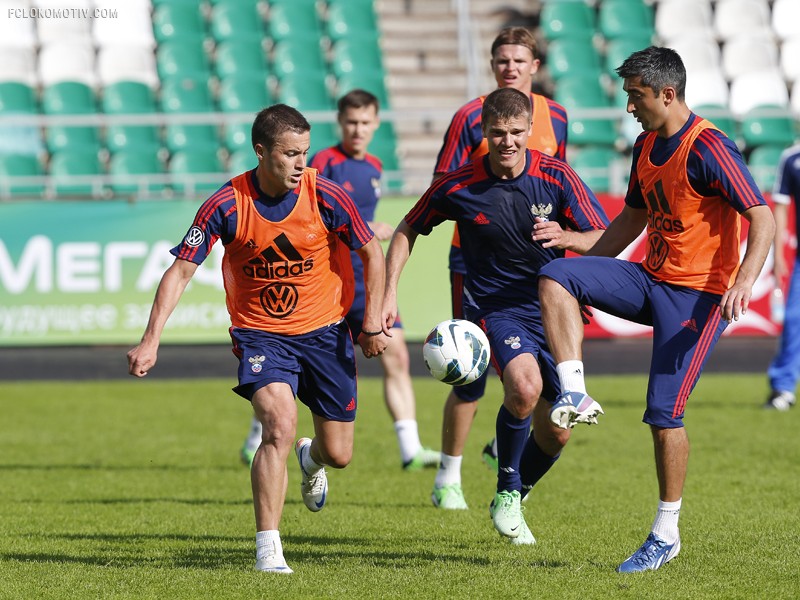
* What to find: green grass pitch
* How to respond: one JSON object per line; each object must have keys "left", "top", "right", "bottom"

{"left": 1, "top": 374, "right": 798, "bottom": 599}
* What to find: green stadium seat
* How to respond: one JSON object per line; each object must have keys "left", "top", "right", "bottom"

{"left": 275, "top": 74, "right": 333, "bottom": 111}
{"left": 330, "top": 36, "right": 384, "bottom": 78}
{"left": 540, "top": 1, "right": 595, "bottom": 41}
{"left": 271, "top": 37, "right": 326, "bottom": 78}
{"left": 152, "top": 3, "right": 207, "bottom": 43}
{"left": 335, "top": 70, "right": 390, "bottom": 108}
{"left": 160, "top": 77, "right": 218, "bottom": 152}
{"left": 215, "top": 40, "right": 269, "bottom": 79}
{"left": 103, "top": 82, "right": 160, "bottom": 154}
{"left": 42, "top": 82, "right": 101, "bottom": 154}
{"left": 325, "top": 1, "right": 379, "bottom": 41}
{"left": 157, "top": 40, "right": 211, "bottom": 81}
{"left": 0, "top": 154, "right": 44, "bottom": 196}
{"left": 228, "top": 148, "right": 257, "bottom": 175}
{"left": 109, "top": 151, "right": 166, "bottom": 195}
{"left": 555, "top": 75, "right": 618, "bottom": 146}
{"left": 571, "top": 146, "right": 620, "bottom": 193}
{"left": 225, "top": 122, "right": 252, "bottom": 152}
{"left": 0, "top": 83, "right": 42, "bottom": 157}
{"left": 309, "top": 122, "right": 339, "bottom": 156}
{"left": 42, "top": 81, "right": 95, "bottom": 114}
{"left": 210, "top": 1, "right": 264, "bottom": 43}
{"left": 370, "top": 122, "right": 400, "bottom": 173}
{"left": 603, "top": 35, "right": 653, "bottom": 77}
{"left": 598, "top": 0, "right": 654, "bottom": 41}
{"left": 102, "top": 81, "right": 157, "bottom": 114}
{"left": 160, "top": 77, "right": 215, "bottom": 112}
{"left": 546, "top": 38, "right": 602, "bottom": 81}
{"left": 169, "top": 149, "right": 225, "bottom": 195}
{"left": 0, "top": 82, "right": 37, "bottom": 113}
{"left": 267, "top": 2, "right": 321, "bottom": 43}
{"left": 748, "top": 145, "right": 784, "bottom": 192}
{"left": 50, "top": 150, "right": 104, "bottom": 196}
{"left": 218, "top": 75, "right": 272, "bottom": 113}
{"left": 695, "top": 105, "right": 738, "bottom": 140}
{"left": 741, "top": 107, "right": 796, "bottom": 149}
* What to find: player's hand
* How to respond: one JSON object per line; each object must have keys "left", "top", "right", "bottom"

{"left": 580, "top": 303, "right": 593, "bottom": 325}
{"left": 719, "top": 282, "right": 752, "bottom": 322}
{"left": 127, "top": 342, "right": 158, "bottom": 377}
{"left": 357, "top": 331, "right": 388, "bottom": 358}
{"left": 531, "top": 217, "right": 571, "bottom": 249}
{"left": 369, "top": 221, "right": 395, "bottom": 241}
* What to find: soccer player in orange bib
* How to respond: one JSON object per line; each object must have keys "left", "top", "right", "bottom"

{"left": 127, "top": 104, "right": 388, "bottom": 574}
{"left": 430, "top": 26, "right": 570, "bottom": 511}
{"left": 539, "top": 47, "right": 775, "bottom": 572}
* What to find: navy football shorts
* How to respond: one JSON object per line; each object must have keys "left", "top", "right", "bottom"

{"left": 229, "top": 320, "right": 358, "bottom": 422}
{"left": 540, "top": 257, "right": 728, "bottom": 427}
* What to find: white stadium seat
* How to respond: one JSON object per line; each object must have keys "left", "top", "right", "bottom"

{"left": 39, "top": 41, "right": 97, "bottom": 87}
{"left": 656, "top": 0, "right": 713, "bottom": 41}
{"left": 684, "top": 68, "right": 730, "bottom": 109}
{"left": 729, "top": 69, "right": 789, "bottom": 116}
{"left": 0, "top": 0, "right": 37, "bottom": 48}
{"left": 713, "top": 0, "right": 772, "bottom": 42}
{"left": 93, "top": 2, "right": 156, "bottom": 50}
{"left": 720, "top": 35, "right": 778, "bottom": 81}
{"left": 97, "top": 44, "right": 160, "bottom": 88}
{"left": 771, "top": 0, "right": 800, "bottom": 42}
{"left": 0, "top": 45, "right": 37, "bottom": 85}
{"left": 665, "top": 33, "right": 721, "bottom": 76}
{"left": 780, "top": 37, "right": 800, "bottom": 84}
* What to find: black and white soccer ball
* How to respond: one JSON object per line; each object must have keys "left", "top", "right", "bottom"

{"left": 422, "top": 319, "right": 491, "bottom": 385}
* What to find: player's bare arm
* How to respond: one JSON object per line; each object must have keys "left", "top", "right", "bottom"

{"left": 367, "top": 220, "right": 395, "bottom": 241}
{"left": 531, "top": 217, "right": 605, "bottom": 254}
{"left": 586, "top": 205, "right": 649, "bottom": 258}
{"left": 772, "top": 202, "right": 789, "bottom": 284}
{"left": 720, "top": 204, "right": 775, "bottom": 322}
{"left": 382, "top": 220, "right": 419, "bottom": 328}
{"left": 127, "top": 258, "right": 198, "bottom": 377}
{"left": 355, "top": 236, "right": 389, "bottom": 357}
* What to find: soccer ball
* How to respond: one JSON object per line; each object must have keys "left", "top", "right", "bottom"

{"left": 422, "top": 319, "right": 491, "bottom": 385}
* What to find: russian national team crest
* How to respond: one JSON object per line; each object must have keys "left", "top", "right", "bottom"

{"left": 504, "top": 336, "right": 521, "bottom": 350}
{"left": 531, "top": 203, "right": 552, "bottom": 221}
{"left": 249, "top": 355, "right": 266, "bottom": 373}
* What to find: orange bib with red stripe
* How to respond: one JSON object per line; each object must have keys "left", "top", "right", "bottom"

{"left": 638, "top": 120, "right": 741, "bottom": 295}
{"left": 222, "top": 168, "right": 354, "bottom": 334}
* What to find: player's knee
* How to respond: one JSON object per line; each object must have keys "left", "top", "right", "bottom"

{"left": 539, "top": 275, "right": 566, "bottom": 301}
{"left": 504, "top": 384, "right": 539, "bottom": 418}
{"left": 320, "top": 445, "right": 352, "bottom": 469}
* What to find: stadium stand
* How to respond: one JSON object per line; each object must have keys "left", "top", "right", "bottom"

{"left": 0, "top": 0, "right": 798, "bottom": 199}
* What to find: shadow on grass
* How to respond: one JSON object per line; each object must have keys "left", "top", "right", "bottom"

{"left": 0, "top": 464, "right": 238, "bottom": 472}
{"left": 6, "top": 533, "right": 490, "bottom": 570}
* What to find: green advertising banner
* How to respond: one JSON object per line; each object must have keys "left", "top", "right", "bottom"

{"left": 0, "top": 199, "right": 452, "bottom": 346}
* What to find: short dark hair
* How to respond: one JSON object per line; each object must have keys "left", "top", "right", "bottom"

{"left": 491, "top": 26, "right": 539, "bottom": 60}
{"left": 616, "top": 46, "right": 687, "bottom": 100}
{"left": 251, "top": 104, "right": 311, "bottom": 150}
{"left": 337, "top": 88, "right": 380, "bottom": 115}
{"left": 481, "top": 87, "right": 532, "bottom": 125}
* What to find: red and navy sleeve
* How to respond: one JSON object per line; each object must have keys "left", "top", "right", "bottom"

{"left": 315, "top": 174, "right": 374, "bottom": 250}
{"left": 171, "top": 182, "right": 237, "bottom": 264}
{"left": 404, "top": 168, "right": 466, "bottom": 235}
{"left": 625, "top": 133, "right": 649, "bottom": 209}
{"left": 690, "top": 128, "right": 766, "bottom": 212}
{"left": 546, "top": 98, "right": 569, "bottom": 161}
{"left": 433, "top": 99, "right": 484, "bottom": 175}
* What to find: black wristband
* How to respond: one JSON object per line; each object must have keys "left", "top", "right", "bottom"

{"left": 361, "top": 329, "right": 383, "bottom": 336}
